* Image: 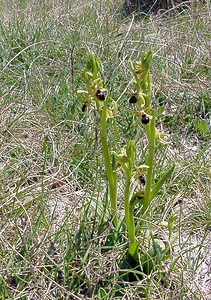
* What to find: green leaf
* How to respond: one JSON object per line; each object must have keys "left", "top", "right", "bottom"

{"left": 128, "top": 241, "right": 139, "bottom": 258}
{"left": 81, "top": 244, "right": 91, "bottom": 265}
{"left": 194, "top": 119, "right": 208, "bottom": 138}
{"left": 168, "top": 212, "right": 177, "bottom": 240}
{"left": 152, "top": 238, "right": 165, "bottom": 256}
{"left": 150, "top": 164, "right": 175, "bottom": 201}
{"left": 98, "top": 287, "right": 109, "bottom": 300}
{"left": 11, "top": 199, "right": 34, "bottom": 217}
{"left": 141, "top": 237, "right": 165, "bottom": 275}
{"left": 140, "top": 252, "right": 154, "bottom": 275}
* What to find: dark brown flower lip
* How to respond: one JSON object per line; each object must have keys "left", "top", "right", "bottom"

{"left": 129, "top": 95, "right": 138, "bottom": 103}
{"left": 81, "top": 103, "right": 87, "bottom": 112}
{"left": 141, "top": 114, "right": 150, "bottom": 125}
{"left": 96, "top": 90, "right": 105, "bottom": 101}
{"left": 139, "top": 175, "right": 146, "bottom": 186}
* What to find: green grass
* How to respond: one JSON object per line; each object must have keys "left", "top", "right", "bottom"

{"left": 0, "top": 1, "right": 210, "bottom": 299}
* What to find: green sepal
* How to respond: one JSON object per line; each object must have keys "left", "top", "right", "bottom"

{"left": 84, "top": 71, "right": 93, "bottom": 84}
{"left": 77, "top": 89, "right": 88, "bottom": 94}
{"left": 130, "top": 191, "right": 145, "bottom": 209}
{"left": 129, "top": 60, "right": 135, "bottom": 74}
{"left": 150, "top": 164, "right": 175, "bottom": 201}
{"left": 119, "top": 155, "right": 129, "bottom": 164}
{"left": 112, "top": 151, "right": 129, "bottom": 173}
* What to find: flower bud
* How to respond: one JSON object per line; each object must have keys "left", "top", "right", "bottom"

{"left": 159, "top": 221, "right": 168, "bottom": 228}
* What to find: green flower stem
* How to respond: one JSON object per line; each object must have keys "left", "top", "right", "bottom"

{"left": 124, "top": 174, "right": 136, "bottom": 246}
{"left": 145, "top": 72, "right": 152, "bottom": 108}
{"left": 142, "top": 110, "right": 156, "bottom": 214}
{"left": 99, "top": 100, "right": 118, "bottom": 228}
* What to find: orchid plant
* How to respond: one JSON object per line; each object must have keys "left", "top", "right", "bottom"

{"left": 78, "top": 53, "right": 118, "bottom": 228}
{"left": 79, "top": 51, "right": 175, "bottom": 274}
